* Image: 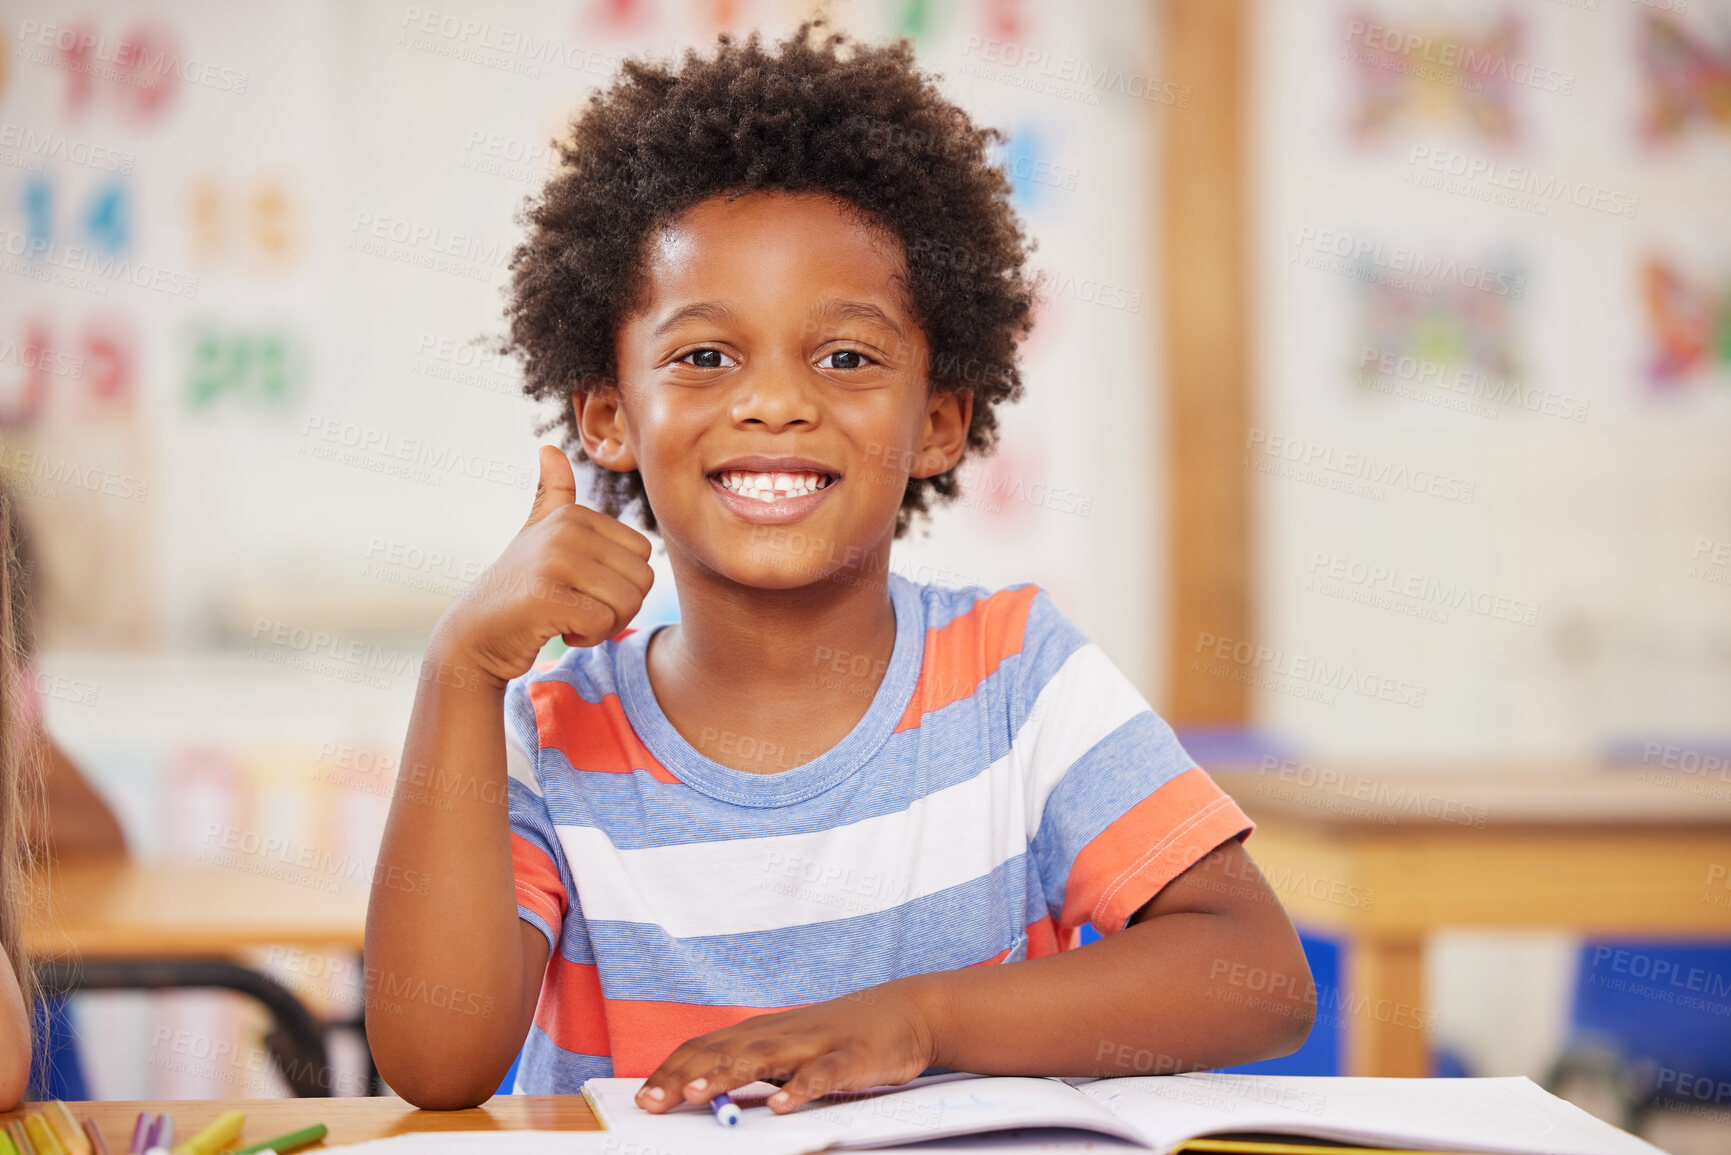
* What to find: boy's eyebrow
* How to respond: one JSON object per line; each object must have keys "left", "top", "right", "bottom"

{"left": 812, "top": 298, "right": 905, "bottom": 338}
{"left": 652, "top": 300, "right": 739, "bottom": 336}
{"left": 651, "top": 298, "right": 907, "bottom": 339}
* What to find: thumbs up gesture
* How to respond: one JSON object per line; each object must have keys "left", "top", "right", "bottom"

{"left": 438, "top": 446, "right": 655, "bottom": 688}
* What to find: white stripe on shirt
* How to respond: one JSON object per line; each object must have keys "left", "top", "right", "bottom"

{"left": 554, "top": 644, "right": 1150, "bottom": 937}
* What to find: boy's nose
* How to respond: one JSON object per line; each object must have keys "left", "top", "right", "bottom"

{"left": 729, "top": 361, "right": 819, "bottom": 430}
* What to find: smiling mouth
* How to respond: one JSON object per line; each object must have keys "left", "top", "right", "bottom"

{"left": 709, "top": 469, "right": 838, "bottom": 503}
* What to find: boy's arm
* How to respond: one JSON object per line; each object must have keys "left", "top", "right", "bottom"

{"left": 638, "top": 834, "right": 1314, "bottom": 1114}
{"left": 365, "top": 448, "right": 654, "bottom": 1109}
{"left": 916, "top": 834, "right": 1314, "bottom": 1075}
{"left": 363, "top": 660, "right": 551, "bottom": 1109}
{"left": 0, "top": 941, "right": 29, "bottom": 1110}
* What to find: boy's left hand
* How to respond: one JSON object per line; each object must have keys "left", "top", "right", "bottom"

{"left": 635, "top": 980, "right": 940, "bottom": 1115}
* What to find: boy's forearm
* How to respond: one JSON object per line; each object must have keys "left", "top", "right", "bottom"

{"left": 364, "top": 639, "right": 539, "bottom": 1106}
{"left": 903, "top": 906, "right": 1314, "bottom": 1078}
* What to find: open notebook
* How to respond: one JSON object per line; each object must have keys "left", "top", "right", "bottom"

{"left": 582, "top": 1072, "right": 1665, "bottom": 1155}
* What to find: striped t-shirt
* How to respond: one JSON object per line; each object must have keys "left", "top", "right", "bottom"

{"left": 505, "top": 575, "right": 1253, "bottom": 1091}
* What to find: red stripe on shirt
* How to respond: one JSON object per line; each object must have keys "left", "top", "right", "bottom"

{"left": 607, "top": 999, "right": 796, "bottom": 1077}
{"left": 528, "top": 681, "right": 680, "bottom": 783}
{"left": 541, "top": 915, "right": 1078, "bottom": 1072}
{"left": 532, "top": 954, "right": 612, "bottom": 1057}
{"left": 1059, "top": 767, "right": 1254, "bottom": 934}
{"left": 511, "top": 832, "right": 567, "bottom": 929}
{"left": 895, "top": 584, "right": 1040, "bottom": 732}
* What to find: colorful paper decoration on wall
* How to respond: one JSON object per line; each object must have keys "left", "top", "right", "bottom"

{"left": 1, "top": 314, "right": 137, "bottom": 427}
{"left": 1640, "top": 255, "right": 1731, "bottom": 389}
{"left": 189, "top": 175, "right": 302, "bottom": 271}
{"left": 1344, "top": 9, "right": 1524, "bottom": 146}
{"left": 1637, "top": 13, "right": 1731, "bottom": 145}
{"left": 21, "top": 173, "right": 132, "bottom": 256}
{"left": 53, "top": 19, "right": 182, "bottom": 123}
{"left": 1357, "top": 257, "right": 1524, "bottom": 386}
{"left": 184, "top": 322, "right": 309, "bottom": 415}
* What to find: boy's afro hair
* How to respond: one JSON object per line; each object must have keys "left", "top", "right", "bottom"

{"left": 503, "top": 21, "right": 1037, "bottom": 538}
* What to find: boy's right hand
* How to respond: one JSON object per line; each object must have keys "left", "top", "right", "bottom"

{"left": 437, "top": 446, "right": 655, "bottom": 688}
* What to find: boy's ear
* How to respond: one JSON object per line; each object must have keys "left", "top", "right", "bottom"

{"left": 911, "top": 386, "right": 973, "bottom": 478}
{"left": 574, "top": 388, "right": 638, "bottom": 473}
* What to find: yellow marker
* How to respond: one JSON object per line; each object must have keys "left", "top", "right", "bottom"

{"left": 170, "top": 1111, "right": 244, "bottom": 1155}
{"left": 25, "top": 1115, "right": 69, "bottom": 1155}
{"left": 44, "top": 1103, "right": 92, "bottom": 1155}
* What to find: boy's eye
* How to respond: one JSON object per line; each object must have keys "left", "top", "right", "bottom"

{"left": 818, "top": 349, "right": 874, "bottom": 370}
{"left": 679, "top": 348, "right": 736, "bottom": 369}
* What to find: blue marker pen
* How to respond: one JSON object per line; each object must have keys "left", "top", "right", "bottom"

{"left": 710, "top": 1092, "right": 743, "bottom": 1127}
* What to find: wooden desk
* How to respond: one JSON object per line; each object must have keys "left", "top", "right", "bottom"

{"left": 24, "top": 860, "right": 368, "bottom": 960}
{"left": 0, "top": 1096, "right": 598, "bottom": 1148}
{"left": 24, "top": 860, "right": 372, "bottom": 1096}
{"left": 1214, "top": 764, "right": 1731, "bottom": 1078}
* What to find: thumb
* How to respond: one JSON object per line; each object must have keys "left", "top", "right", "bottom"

{"left": 525, "top": 445, "right": 578, "bottom": 526}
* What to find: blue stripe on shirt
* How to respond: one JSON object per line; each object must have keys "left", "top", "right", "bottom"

{"left": 578, "top": 854, "right": 1050, "bottom": 1005}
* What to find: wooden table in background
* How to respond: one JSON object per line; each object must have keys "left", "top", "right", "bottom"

{"left": 24, "top": 859, "right": 368, "bottom": 959}
{"left": 1213, "top": 765, "right": 1731, "bottom": 1078}
{"left": 1, "top": 1096, "right": 599, "bottom": 1148}
{"left": 24, "top": 859, "right": 373, "bottom": 1097}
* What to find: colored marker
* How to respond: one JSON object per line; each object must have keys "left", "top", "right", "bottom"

{"left": 43, "top": 1104, "right": 88, "bottom": 1155}
{"left": 0, "top": 1121, "right": 16, "bottom": 1155}
{"left": 709, "top": 1092, "right": 742, "bottom": 1128}
{"left": 170, "top": 1111, "right": 242, "bottom": 1155}
{"left": 6, "top": 1119, "right": 33, "bottom": 1155}
{"left": 80, "top": 1122, "right": 109, "bottom": 1155}
{"left": 226, "top": 1125, "right": 327, "bottom": 1155}
{"left": 23, "top": 1118, "right": 63, "bottom": 1155}
{"left": 126, "top": 1115, "right": 150, "bottom": 1155}
{"left": 142, "top": 1116, "right": 172, "bottom": 1155}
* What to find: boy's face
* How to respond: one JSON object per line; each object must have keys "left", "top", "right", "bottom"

{"left": 579, "top": 191, "right": 971, "bottom": 589}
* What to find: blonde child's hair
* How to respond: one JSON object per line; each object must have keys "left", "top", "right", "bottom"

{"left": 0, "top": 485, "right": 39, "bottom": 1030}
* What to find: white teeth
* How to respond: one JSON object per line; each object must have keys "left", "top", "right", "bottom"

{"left": 715, "top": 469, "right": 832, "bottom": 501}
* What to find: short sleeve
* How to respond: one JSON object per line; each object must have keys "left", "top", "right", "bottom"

{"left": 1016, "top": 589, "right": 1253, "bottom": 937}
{"left": 506, "top": 677, "right": 570, "bottom": 952}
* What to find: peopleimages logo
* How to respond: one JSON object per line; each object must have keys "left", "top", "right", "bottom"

{"left": 1342, "top": 18, "right": 1575, "bottom": 96}
{"left": 1406, "top": 145, "right": 1638, "bottom": 219}
{"left": 1194, "top": 634, "right": 1428, "bottom": 709}
{"left": 0, "top": 122, "right": 137, "bottom": 174}
{"left": 961, "top": 36, "right": 1192, "bottom": 107}
{"left": 0, "top": 225, "right": 201, "bottom": 299}
{"left": 1292, "top": 226, "right": 1526, "bottom": 300}
{"left": 1306, "top": 550, "right": 1540, "bottom": 627}
{"left": 1245, "top": 428, "right": 1477, "bottom": 504}
{"left": 15, "top": 20, "right": 251, "bottom": 94}
{"left": 1356, "top": 346, "right": 1589, "bottom": 424}
{"left": 299, "top": 416, "right": 534, "bottom": 490}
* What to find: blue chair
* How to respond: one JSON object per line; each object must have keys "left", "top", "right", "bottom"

{"left": 495, "top": 1047, "right": 523, "bottom": 1095}
{"left": 1550, "top": 939, "right": 1731, "bottom": 1127}
{"left": 30, "top": 993, "right": 90, "bottom": 1101}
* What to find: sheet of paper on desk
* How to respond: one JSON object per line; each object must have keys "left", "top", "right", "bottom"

{"left": 583, "top": 1074, "right": 1144, "bottom": 1149}
{"left": 322, "top": 1130, "right": 826, "bottom": 1154}
{"left": 868, "top": 1128, "right": 1146, "bottom": 1151}
{"left": 1081, "top": 1074, "right": 1667, "bottom": 1155}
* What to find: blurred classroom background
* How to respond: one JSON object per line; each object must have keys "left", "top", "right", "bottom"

{"left": 2, "top": 0, "right": 1728, "bottom": 1148}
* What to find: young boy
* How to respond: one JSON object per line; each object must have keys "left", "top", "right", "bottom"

{"left": 365, "top": 25, "right": 1314, "bottom": 1112}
